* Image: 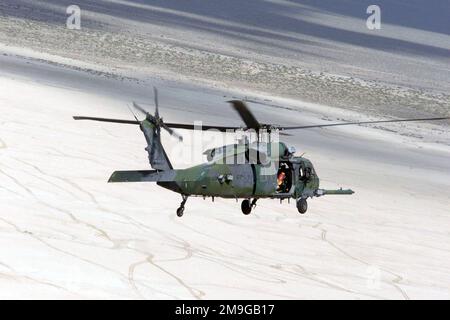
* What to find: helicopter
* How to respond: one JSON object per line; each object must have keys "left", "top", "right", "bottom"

{"left": 74, "top": 88, "right": 450, "bottom": 217}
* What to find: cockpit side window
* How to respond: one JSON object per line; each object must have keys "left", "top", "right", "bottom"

{"left": 299, "top": 163, "right": 313, "bottom": 181}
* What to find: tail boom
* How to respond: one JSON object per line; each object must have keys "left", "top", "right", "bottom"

{"left": 108, "top": 170, "right": 177, "bottom": 183}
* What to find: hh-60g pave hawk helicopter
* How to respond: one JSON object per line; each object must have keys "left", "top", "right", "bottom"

{"left": 74, "top": 89, "right": 450, "bottom": 217}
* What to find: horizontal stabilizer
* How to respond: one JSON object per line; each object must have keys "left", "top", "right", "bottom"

{"left": 108, "top": 170, "right": 177, "bottom": 183}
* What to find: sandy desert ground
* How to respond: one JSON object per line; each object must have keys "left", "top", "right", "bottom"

{"left": 0, "top": 1, "right": 449, "bottom": 299}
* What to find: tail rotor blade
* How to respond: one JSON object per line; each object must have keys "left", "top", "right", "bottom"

{"left": 127, "top": 104, "right": 141, "bottom": 122}
{"left": 162, "top": 123, "right": 183, "bottom": 142}
{"left": 132, "top": 101, "right": 148, "bottom": 116}
{"left": 154, "top": 87, "right": 159, "bottom": 118}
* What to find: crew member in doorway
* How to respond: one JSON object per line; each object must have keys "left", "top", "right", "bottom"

{"left": 277, "top": 171, "right": 287, "bottom": 192}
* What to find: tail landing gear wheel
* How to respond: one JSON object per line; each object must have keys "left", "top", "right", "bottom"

{"left": 297, "top": 198, "right": 308, "bottom": 214}
{"left": 241, "top": 199, "right": 252, "bottom": 215}
{"left": 176, "top": 207, "right": 185, "bottom": 217}
{"left": 176, "top": 195, "right": 188, "bottom": 218}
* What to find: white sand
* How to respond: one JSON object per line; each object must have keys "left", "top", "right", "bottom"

{"left": 0, "top": 52, "right": 449, "bottom": 299}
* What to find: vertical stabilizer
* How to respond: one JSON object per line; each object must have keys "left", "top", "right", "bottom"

{"left": 140, "top": 120, "right": 173, "bottom": 171}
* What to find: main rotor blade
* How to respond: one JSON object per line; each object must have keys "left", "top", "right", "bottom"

{"left": 164, "top": 122, "right": 241, "bottom": 132}
{"left": 228, "top": 100, "right": 261, "bottom": 130}
{"left": 73, "top": 116, "right": 139, "bottom": 125}
{"left": 153, "top": 87, "right": 159, "bottom": 118}
{"left": 280, "top": 116, "right": 450, "bottom": 131}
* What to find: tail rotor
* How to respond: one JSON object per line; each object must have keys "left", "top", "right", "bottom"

{"left": 132, "top": 87, "right": 183, "bottom": 142}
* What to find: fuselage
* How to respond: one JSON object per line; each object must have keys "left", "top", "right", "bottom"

{"left": 158, "top": 156, "right": 320, "bottom": 200}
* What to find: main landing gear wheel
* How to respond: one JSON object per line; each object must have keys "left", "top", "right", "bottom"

{"left": 297, "top": 198, "right": 308, "bottom": 214}
{"left": 177, "top": 195, "right": 188, "bottom": 217}
{"left": 241, "top": 199, "right": 252, "bottom": 215}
